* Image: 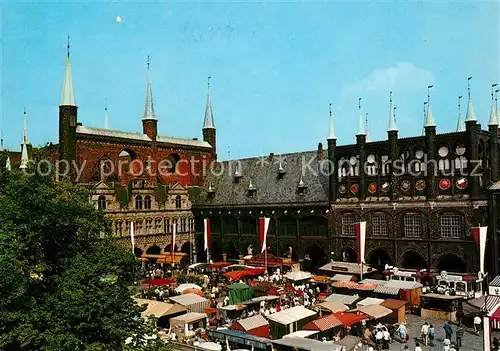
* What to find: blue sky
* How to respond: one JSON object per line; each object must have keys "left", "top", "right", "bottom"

{"left": 1, "top": 1, "right": 499, "bottom": 159}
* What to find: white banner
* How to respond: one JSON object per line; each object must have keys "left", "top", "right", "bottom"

{"left": 130, "top": 221, "right": 135, "bottom": 254}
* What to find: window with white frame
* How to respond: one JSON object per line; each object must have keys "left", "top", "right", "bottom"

{"left": 372, "top": 213, "right": 388, "bottom": 236}
{"left": 440, "top": 213, "right": 462, "bottom": 239}
{"left": 341, "top": 213, "right": 357, "bottom": 236}
{"left": 403, "top": 213, "right": 422, "bottom": 237}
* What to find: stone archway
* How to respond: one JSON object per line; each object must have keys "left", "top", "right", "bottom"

{"left": 436, "top": 253, "right": 466, "bottom": 273}
{"left": 367, "top": 249, "right": 393, "bottom": 268}
{"left": 134, "top": 247, "right": 143, "bottom": 257}
{"left": 400, "top": 250, "right": 428, "bottom": 270}
{"left": 305, "top": 245, "right": 327, "bottom": 273}
{"left": 146, "top": 245, "right": 161, "bottom": 255}
{"left": 339, "top": 247, "right": 357, "bottom": 263}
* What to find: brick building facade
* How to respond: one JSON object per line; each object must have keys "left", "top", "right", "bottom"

{"left": 193, "top": 93, "right": 500, "bottom": 277}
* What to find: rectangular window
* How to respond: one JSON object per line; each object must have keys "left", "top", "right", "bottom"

{"left": 440, "top": 213, "right": 462, "bottom": 239}
{"left": 404, "top": 213, "right": 421, "bottom": 238}
{"left": 372, "top": 213, "right": 388, "bottom": 236}
{"left": 341, "top": 214, "right": 356, "bottom": 236}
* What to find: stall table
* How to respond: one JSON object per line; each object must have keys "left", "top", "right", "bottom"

{"left": 420, "top": 293, "right": 462, "bottom": 322}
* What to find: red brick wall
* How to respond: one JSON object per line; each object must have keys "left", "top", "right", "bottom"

{"left": 75, "top": 136, "right": 213, "bottom": 186}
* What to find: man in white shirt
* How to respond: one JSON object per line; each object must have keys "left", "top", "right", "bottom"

{"left": 473, "top": 314, "right": 481, "bottom": 334}
{"left": 375, "top": 329, "right": 383, "bottom": 350}
{"left": 421, "top": 322, "right": 429, "bottom": 346}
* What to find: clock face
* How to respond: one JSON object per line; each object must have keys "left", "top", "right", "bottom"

{"left": 367, "top": 155, "right": 375, "bottom": 163}
{"left": 350, "top": 184, "right": 359, "bottom": 194}
{"left": 456, "top": 177, "right": 468, "bottom": 190}
{"left": 368, "top": 183, "right": 377, "bottom": 193}
{"left": 349, "top": 156, "right": 357, "bottom": 165}
{"left": 415, "top": 179, "right": 426, "bottom": 191}
{"left": 381, "top": 182, "right": 390, "bottom": 193}
{"left": 456, "top": 145, "right": 466, "bottom": 156}
{"left": 439, "top": 178, "right": 451, "bottom": 190}
{"left": 415, "top": 150, "right": 424, "bottom": 159}
{"left": 438, "top": 146, "right": 449, "bottom": 157}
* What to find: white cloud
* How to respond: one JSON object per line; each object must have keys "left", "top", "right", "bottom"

{"left": 334, "top": 62, "right": 435, "bottom": 142}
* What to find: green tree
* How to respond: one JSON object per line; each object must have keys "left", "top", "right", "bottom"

{"left": 0, "top": 157, "right": 170, "bottom": 351}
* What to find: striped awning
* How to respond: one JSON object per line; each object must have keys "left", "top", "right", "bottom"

{"left": 374, "top": 284, "right": 400, "bottom": 296}
{"left": 333, "top": 280, "right": 358, "bottom": 289}
{"left": 483, "top": 296, "right": 500, "bottom": 312}
{"left": 304, "top": 314, "right": 342, "bottom": 331}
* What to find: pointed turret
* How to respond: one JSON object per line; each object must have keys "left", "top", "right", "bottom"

{"left": 58, "top": 36, "right": 78, "bottom": 173}
{"left": 387, "top": 92, "right": 398, "bottom": 132}
{"left": 327, "top": 104, "right": 336, "bottom": 140}
{"left": 424, "top": 85, "right": 436, "bottom": 127}
{"left": 202, "top": 77, "right": 217, "bottom": 159}
{"left": 489, "top": 85, "right": 499, "bottom": 126}
{"left": 456, "top": 96, "right": 465, "bottom": 132}
{"left": 465, "top": 77, "right": 477, "bottom": 122}
{"left": 20, "top": 109, "right": 29, "bottom": 170}
{"left": 365, "top": 113, "right": 371, "bottom": 142}
{"left": 60, "top": 37, "right": 76, "bottom": 107}
{"left": 142, "top": 57, "right": 157, "bottom": 121}
{"left": 356, "top": 98, "right": 366, "bottom": 136}
{"left": 203, "top": 77, "right": 215, "bottom": 129}
{"left": 327, "top": 103, "right": 338, "bottom": 201}
{"left": 142, "top": 56, "right": 158, "bottom": 151}
{"left": 104, "top": 100, "right": 109, "bottom": 129}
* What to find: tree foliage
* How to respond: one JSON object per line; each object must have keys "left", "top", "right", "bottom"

{"left": 0, "top": 158, "right": 170, "bottom": 350}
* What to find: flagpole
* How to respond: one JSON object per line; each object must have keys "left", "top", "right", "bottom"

{"left": 265, "top": 247, "right": 268, "bottom": 275}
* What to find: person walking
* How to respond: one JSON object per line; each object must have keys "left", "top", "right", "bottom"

{"left": 443, "top": 321, "right": 453, "bottom": 340}
{"left": 397, "top": 323, "right": 408, "bottom": 344}
{"left": 382, "top": 326, "right": 390, "bottom": 350}
{"left": 421, "top": 322, "right": 429, "bottom": 346}
{"left": 375, "top": 328, "right": 383, "bottom": 351}
{"left": 473, "top": 314, "right": 481, "bottom": 335}
{"left": 428, "top": 324, "right": 435, "bottom": 347}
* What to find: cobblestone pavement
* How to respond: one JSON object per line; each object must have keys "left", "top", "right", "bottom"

{"left": 379, "top": 313, "right": 500, "bottom": 351}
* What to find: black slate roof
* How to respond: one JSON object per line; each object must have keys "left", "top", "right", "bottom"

{"left": 195, "top": 150, "right": 329, "bottom": 207}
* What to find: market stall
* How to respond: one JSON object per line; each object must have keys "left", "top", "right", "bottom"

{"left": 169, "top": 312, "right": 207, "bottom": 341}
{"left": 169, "top": 293, "right": 210, "bottom": 313}
{"left": 351, "top": 304, "right": 392, "bottom": 322}
{"left": 133, "top": 298, "right": 187, "bottom": 327}
{"left": 267, "top": 306, "right": 317, "bottom": 338}
{"left": 383, "top": 280, "right": 422, "bottom": 307}
{"left": 207, "top": 328, "right": 272, "bottom": 351}
{"left": 231, "top": 314, "right": 270, "bottom": 338}
{"left": 283, "top": 330, "right": 319, "bottom": 339}
{"left": 380, "top": 299, "right": 407, "bottom": 324}
{"left": 228, "top": 283, "right": 254, "bottom": 305}
{"left": 312, "top": 301, "right": 349, "bottom": 316}
{"left": 303, "top": 313, "right": 343, "bottom": 339}
{"left": 271, "top": 336, "right": 345, "bottom": 351}
{"left": 330, "top": 274, "right": 357, "bottom": 282}
{"left": 356, "top": 297, "right": 384, "bottom": 307}
{"left": 420, "top": 293, "right": 462, "bottom": 322}
{"left": 324, "top": 293, "right": 360, "bottom": 309}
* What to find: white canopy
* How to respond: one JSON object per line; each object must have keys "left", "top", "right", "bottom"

{"left": 175, "top": 283, "right": 202, "bottom": 293}
{"left": 195, "top": 341, "right": 222, "bottom": 351}
{"left": 285, "top": 271, "right": 312, "bottom": 281}
{"left": 267, "top": 306, "right": 316, "bottom": 325}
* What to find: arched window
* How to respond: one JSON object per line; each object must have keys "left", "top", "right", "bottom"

{"left": 135, "top": 195, "right": 143, "bottom": 210}
{"left": 98, "top": 195, "right": 106, "bottom": 210}
{"left": 115, "top": 221, "right": 123, "bottom": 236}
{"left": 180, "top": 218, "right": 187, "bottom": 232}
{"left": 135, "top": 219, "right": 143, "bottom": 235}
{"left": 144, "top": 195, "right": 152, "bottom": 209}
{"left": 341, "top": 213, "right": 357, "bottom": 236}
{"left": 145, "top": 218, "right": 153, "bottom": 233}
{"left": 154, "top": 218, "right": 162, "bottom": 232}
{"left": 118, "top": 149, "right": 136, "bottom": 174}
{"left": 440, "top": 213, "right": 463, "bottom": 239}
{"left": 175, "top": 195, "right": 182, "bottom": 209}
